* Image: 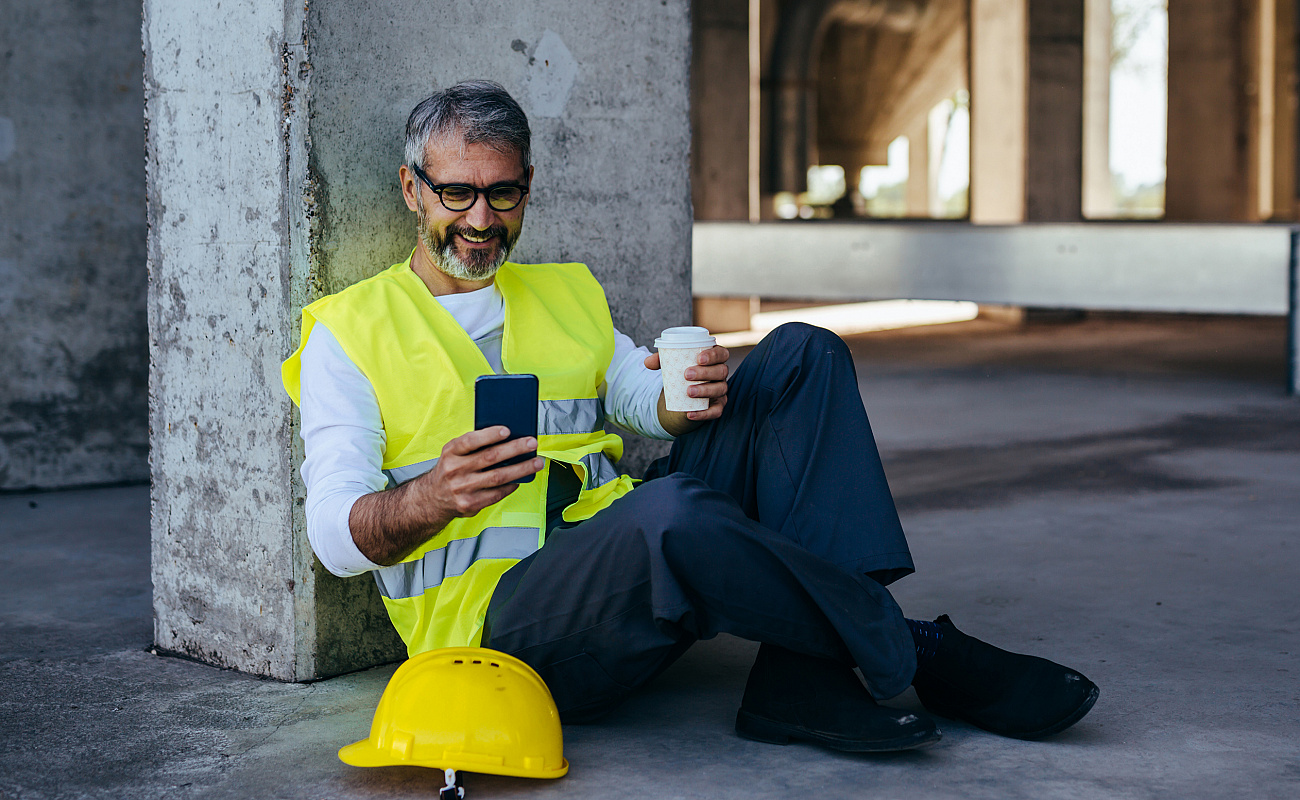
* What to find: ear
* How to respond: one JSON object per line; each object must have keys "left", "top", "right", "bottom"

{"left": 399, "top": 164, "right": 421, "bottom": 213}
{"left": 519, "top": 164, "right": 535, "bottom": 210}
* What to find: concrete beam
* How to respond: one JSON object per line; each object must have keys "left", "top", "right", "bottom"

{"left": 693, "top": 221, "right": 1291, "bottom": 315}
{"left": 146, "top": 0, "right": 692, "bottom": 680}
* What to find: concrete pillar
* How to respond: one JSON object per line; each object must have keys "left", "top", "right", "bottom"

{"left": 749, "top": 0, "right": 764, "bottom": 221}
{"left": 1167, "top": 1, "right": 1250, "bottom": 220}
{"left": 0, "top": 0, "right": 147, "bottom": 490}
{"left": 1082, "top": 0, "right": 1114, "bottom": 218}
{"left": 906, "top": 118, "right": 931, "bottom": 216}
{"left": 971, "top": 0, "right": 1085, "bottom": 222}
{"left": 692, "top": 0, "right": 751, "bottom": 221}
{"left": 1251, "top": 0, "right": 1297, "bottom": 221}
{"left": 1168, "top": 0, "right": 1297, "bottom": 221}
{"left": 1026, "top": 0, "right": 1085, "bottom": 221}
{"left": 145, "top": 0, "right": 692, "bottom": 680}
{"left": 970, "top": 0, "right": 1028, "bottom": 223}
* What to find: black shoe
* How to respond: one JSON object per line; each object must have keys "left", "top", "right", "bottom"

{"left": 736, "top": 644, "right": 941, "bottom": 752}
{"left": 911, "top": 615, "right": 1099, "bottom": 740}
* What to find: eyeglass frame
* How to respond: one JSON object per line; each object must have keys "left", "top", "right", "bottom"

{"left": 409, "top": 163, "right": 530, "bottom": 212}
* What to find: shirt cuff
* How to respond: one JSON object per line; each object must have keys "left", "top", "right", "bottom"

{"left": 309, "top": 491, "right": 383, "bottom": 577}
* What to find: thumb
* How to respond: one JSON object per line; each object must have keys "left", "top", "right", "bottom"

{"left": 644, "top": 352, "right": 660, "bottom": 370}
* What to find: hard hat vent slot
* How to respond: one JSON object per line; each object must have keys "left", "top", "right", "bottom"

{"left": 472, "top": 659, "right": 482, "bottom": 664}
{"left": 490, "top": 662, "right": 500, "bottom": 667}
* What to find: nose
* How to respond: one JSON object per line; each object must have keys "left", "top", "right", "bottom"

{"left": 463, "top": 193, "right": 496, "bottom": 230}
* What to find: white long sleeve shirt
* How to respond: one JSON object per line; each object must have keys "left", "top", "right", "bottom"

{"left": 298, "top": 281, "right": 670, "bottom": 577}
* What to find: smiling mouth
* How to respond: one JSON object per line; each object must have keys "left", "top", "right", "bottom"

{"left": 457, "top": 232, "right": 497, "bottom": 245}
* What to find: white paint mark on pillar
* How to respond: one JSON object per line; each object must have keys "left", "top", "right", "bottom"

{"left": 523, "top": 30, "right": 578, "bottom": 118}
{"left": 0, "top": 117, "right": 15, "bottom": 163}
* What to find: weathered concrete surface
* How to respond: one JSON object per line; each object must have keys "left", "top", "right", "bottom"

{"left": 0, "top": 0, "right": 148, "bottom": 490}
{"left": 3, "top": 316, "right": 1298, "bottom": 799}
{"left": 145, "top": 0, "right": 691, "bottom": 679}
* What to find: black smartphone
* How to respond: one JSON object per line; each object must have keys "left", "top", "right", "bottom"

{"left": 473, "top": 373, "right": 539, "bottom": 484}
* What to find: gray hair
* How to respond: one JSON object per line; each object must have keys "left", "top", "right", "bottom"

{"left": 404, "top": 80, "right": 532, "bottom": 172}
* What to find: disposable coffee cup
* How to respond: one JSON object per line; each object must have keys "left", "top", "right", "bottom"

{"left": 654, "top": 326, "right": 716, "bottom": 412}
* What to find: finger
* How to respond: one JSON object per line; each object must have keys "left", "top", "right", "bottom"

{"left": 697, "top": 345, "right": 730, "bottom": 366}
{"left": 685, "top": 364, "right": 729, "bottom": 382}
{"left": 688, "top": 380, "right": 729, "bottom": 398}
{"left": 446, "top": 426, "right": 511, "bottom": 456}
{"left": 644, "top": 352, "right": 660, "bottom": 370}
{"left": 460, "top": 483, "right": 521, "bottom": 514}
{"left": 472, "top": 437, "right": 538, "bottom": 471}
{"left": 449, "top": 452, "right": 540, "bottom": 497}
{"left": 479, "top": 456, "right": 545, "bottom": 488}
{"left": 686, "top": 394, "right": 727, "bottom": 421}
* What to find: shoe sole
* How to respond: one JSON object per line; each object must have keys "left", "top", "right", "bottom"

{"left": 923, "top": 683, "right": 1100, "bottom": 741}
{"left": 735, "top": 710, "right": 942, "bottom": 753}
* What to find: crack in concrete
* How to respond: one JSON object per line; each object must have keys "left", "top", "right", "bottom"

{"left": 219, "top": 686, "right": 315, "bottom": 761}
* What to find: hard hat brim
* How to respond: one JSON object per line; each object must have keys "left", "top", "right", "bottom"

{"left": 338, "top": 739, "right": 569, "bottom": 779}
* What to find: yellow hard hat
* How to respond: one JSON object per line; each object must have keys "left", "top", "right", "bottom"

{"left": 338, "top": 647, "right": 568, "bottom": 779}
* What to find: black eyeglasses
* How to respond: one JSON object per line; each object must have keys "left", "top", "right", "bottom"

{"left": 410, "top": 164, "right": 529, "bottom": 212}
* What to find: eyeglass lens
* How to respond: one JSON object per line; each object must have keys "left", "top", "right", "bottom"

{"left": 440, "top": 185, "right": 524, "bottom": 211}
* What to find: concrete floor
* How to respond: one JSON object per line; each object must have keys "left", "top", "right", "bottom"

{"left": 3, "top": 313, "right": 1299, "bottom": 800}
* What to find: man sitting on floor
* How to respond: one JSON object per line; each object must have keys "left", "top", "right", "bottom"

{"left": 282, "top": 80, "right": 1098, "bottom": 751}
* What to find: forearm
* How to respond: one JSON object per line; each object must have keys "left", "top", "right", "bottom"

{"left": 348, "top": 477, "right": 454, "bottom": 566}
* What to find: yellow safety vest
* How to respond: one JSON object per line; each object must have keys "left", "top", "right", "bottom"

{"left": 282, "top": 255, "right": 635, "bottom": 655}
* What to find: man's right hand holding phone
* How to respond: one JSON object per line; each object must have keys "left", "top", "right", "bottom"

{"left": 348, "top": 426, "right": 542, "bottom": 566}
{"left": 421, "top": 426, "right": 544, "bottom": 521}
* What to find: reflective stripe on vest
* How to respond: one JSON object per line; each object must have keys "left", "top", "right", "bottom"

{"left": 581, "top": 451, "right": 621, "bottom": 490}
{"left": 384, "top": 459, "right": 438, "bottom": 489}
{"left": 373, "top": 526, "right": 541, "bottom": 600}
{"left": 539, "top": 398, "right": 603, "bottom": 435}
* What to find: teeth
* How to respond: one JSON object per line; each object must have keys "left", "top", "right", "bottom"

{"left": 461, "top": 233, "right": 491, "bottom": 243}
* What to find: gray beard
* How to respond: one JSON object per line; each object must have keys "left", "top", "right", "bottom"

{"left": 417, "top": 198, "right": 516, "bottom": 282}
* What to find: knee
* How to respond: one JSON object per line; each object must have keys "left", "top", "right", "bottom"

{"left": 768, "top": 321, "right": 848, "bottom": 356}
{"left": 746, "top": 322, "right": 853, "bottom": 389}
{"left": 754, "top": 322, "right": 851, "bottom": 366}
{"left": 632, "top": 473, "right": 717, "bottom": 536}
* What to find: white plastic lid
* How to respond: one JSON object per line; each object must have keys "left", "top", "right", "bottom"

{"left": 654, "top": 326, "right": 715, "bottom": 349}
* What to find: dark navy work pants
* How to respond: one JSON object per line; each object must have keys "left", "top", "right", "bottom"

{"left": 482, "top": 323, "right": 918, "bottom": 720}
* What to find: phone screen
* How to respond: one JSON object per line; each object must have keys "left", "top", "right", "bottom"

{"left": 474, "top": 374, "right": 539, "bottom": 484}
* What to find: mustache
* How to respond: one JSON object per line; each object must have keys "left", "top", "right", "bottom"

{"left": 448, "top": 224, "right": 509, "bottom": 241}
